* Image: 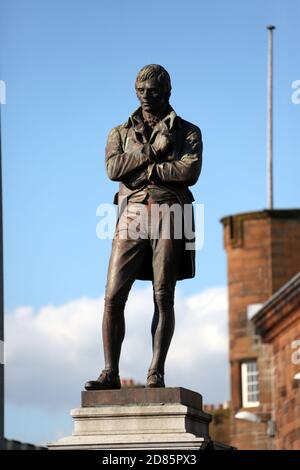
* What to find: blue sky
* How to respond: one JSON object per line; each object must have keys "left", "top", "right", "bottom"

{"left": 1, "top": 0, "right": 299, "bottom": 444}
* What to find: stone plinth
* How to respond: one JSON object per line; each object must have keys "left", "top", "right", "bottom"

{"left": 81, "top": 387, "right": 203, "bottom": 408}
{"left": 48, "top": 387, "right": 213, "bottom": 450}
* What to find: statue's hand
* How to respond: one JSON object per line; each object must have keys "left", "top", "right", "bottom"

{"left": 151, "top": 130, "right": 174, "bottom": 157}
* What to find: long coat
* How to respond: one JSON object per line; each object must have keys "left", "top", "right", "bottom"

{"left": 105, "top": 107, "right": 203, "bottom": 281}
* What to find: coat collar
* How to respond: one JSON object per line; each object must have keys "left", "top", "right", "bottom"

{"left": 124, "top": 106, "right": 182, "bottom": 131}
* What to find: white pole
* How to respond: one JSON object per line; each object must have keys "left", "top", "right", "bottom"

{"left": 267, "top": 25, "right": 275, "bottom": 210}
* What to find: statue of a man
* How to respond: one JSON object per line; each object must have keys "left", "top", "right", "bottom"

{"left": 85, "top": 64, "right": 203, "bottom": 390}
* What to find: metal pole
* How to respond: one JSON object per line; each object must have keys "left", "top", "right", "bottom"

{"left": 267, "top": 25, "right": 275, "bottom": 210}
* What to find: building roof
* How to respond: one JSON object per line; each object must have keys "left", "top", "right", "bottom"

{"left": 4, "top": 438, "right": 47, "bottom": 450}
{"left": 252, "top": 271, "right": 300, "bottom": 341}
{"left": 220, "top": 209, "right": 300, "bottom": 226}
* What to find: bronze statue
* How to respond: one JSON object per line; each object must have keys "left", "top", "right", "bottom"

{"left": 85, "top": 64, "right": 203, "bottom": 390}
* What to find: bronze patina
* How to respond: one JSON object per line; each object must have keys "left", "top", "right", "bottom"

{"left": 85, "top": 65, "right": 203, "bottom": 390}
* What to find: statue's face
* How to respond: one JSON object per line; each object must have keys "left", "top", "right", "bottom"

{"left": 136, "top": 78, "right": 167, "bottom": 114}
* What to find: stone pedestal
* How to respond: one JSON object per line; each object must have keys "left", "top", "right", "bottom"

{"left": 49, "top": 387, "right": 214, "bottom": 450}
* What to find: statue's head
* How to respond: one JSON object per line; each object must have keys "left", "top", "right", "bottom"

{"left": 135, "top": 64, "right": 172, "bottom": 114}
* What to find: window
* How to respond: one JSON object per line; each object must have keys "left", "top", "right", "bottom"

{"left": 241, "top": 360, "right": 260, "bottom": 407}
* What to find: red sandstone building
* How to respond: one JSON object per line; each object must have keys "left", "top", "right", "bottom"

{"left": 221, "top": 209, "right": 300, "bottom": 450}
{"left": 253, "top": 272, "right": 300, "bottom": 449}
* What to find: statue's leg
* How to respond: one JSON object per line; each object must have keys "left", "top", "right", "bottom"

{"left": 85, "top": 203, "right": 149, "bottom": 390}
{"left": 147, "top": 202, "right": 184, "bottom": 386}
{"left": 102, "top": 203, "right": 148, "bottom": 373}
{"left": 149, "top": 282, "right": 176, "bottom": 379}
{"left": 103, "top": 237, "right": 148, "bottom": 373}
{"left": 151, "top": 297, "right": 159, "bottom": 351}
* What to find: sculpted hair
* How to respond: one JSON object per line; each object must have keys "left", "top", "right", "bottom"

{"left": 135, "top": 64, "right": 172, "bottom": 100}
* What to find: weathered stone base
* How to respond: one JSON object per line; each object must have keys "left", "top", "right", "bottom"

{"left": 48, "top": 387, "right": 229, "bottom": 450}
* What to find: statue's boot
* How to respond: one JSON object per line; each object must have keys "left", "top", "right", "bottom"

{"left": 84, "top": 369, "right": 121, "bottom": 391}
{"left": 146, "top": 369, "right": 165, "bottom": 388}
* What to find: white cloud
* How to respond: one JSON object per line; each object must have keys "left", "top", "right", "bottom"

{"left": 5, "top": 285, "right": 229, "bottom": 442}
